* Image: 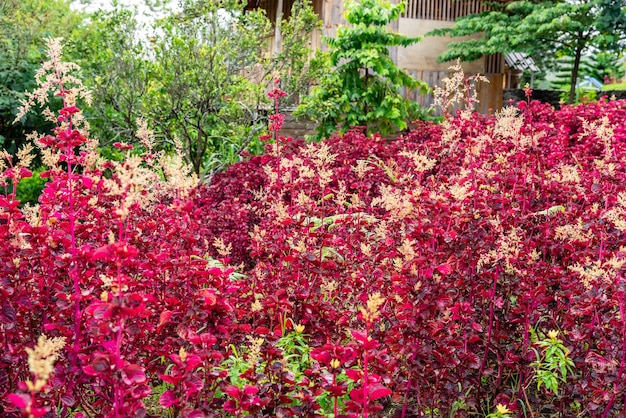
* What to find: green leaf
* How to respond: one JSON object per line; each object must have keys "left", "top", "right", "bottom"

{"left": 532, "top": 205, "right": 566, "bottom": 217}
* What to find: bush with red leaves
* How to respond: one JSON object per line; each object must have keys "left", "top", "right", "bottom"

{"left": 4, "top": 41, "right": 626, "bottom": 417}
{"left": 197, "top": 97, "right": 626, "bottom": 417}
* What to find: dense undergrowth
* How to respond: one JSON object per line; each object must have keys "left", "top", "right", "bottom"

{"left": 3, "top": 40, "right": 626, "bottom": 417}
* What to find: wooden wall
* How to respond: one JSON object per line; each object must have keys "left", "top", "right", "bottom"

{"left": 248, "top": 0, "right": 504, "bottom": 114}
{"left": 402, "top": 0, "right": 487, "bottom": 21}
{"left": 246, "top": 0, "right": 322, "bottom": 22}
{"left": 402, "top": 70, "right": 498, "bottom": 115}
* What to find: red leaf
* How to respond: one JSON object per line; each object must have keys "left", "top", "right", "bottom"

{"left": 310, "top": 349, "right": 332, "bottom": 365}
{"left": 90, "top": 245, "right": 113, "bottom": 261}
{"left": 350, "top": 329, "right": 368, "bottom": 344}
{"left": 349, "top": 387, "right": 364, "bottom": 402}
{"left": 368, "top": 383, "right": 392, "bottom": 401}
{"left": 437, "top": 263, "right": 453, "bottom": 275}
{"left": 60, "top": 105, "right": 80, "bottom": 116}
{"left": 243, "top": 385, "right": 259, "bottom": 395}
{"left": 185, "top": 410, "right": 205, "bottom": 418}
{"left": 254, "top": 326, "right": 269, "bottom": 335}
{"left": 184, "top": 354, "right": 202, "bottom": 372}
{"left": 19, "top": 168, "right": 32, "bottom": 179}
{"left": 184, "top": 375, "right": 205, "bottom": 394}
{"left": 223, "top": 385, "right": 240, "bottom": 398}
{"left": 160, "top": 374, "right": 182, "bottom": 385}
{"left": 82, "top": 365, "right": 98, "bottom": 376}
{"left": 345, "top": 369, "right": 362, "bottom": 381}
{"left": 60, "top": 393, "right": 75, "bottom": 407}
{"left": 157, "top": 310, "right": 175, "bottom": 332}
{"left": 0, "top": 303, "right": 16, "bottom": 324}
{"left": 121, "top": 364, "right": 146, "bottom": 385}
{"left": 159, "top": 390, "right": 179, "bottom": 408}
{"left": 350, "top": 329, "right": 378, "bottom": 349}
{"left": 7, "top": 393, "right": 31, "bottom": 408}
{"left": 471, "top": 322, "right": 483, "bottom": 332}
{"left": 81, "top": 176, "right": 93, "bottom": 189}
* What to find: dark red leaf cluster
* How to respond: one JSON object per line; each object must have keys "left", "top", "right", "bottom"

{"left": 193, "top": 98, "right": 626, "bottom": 416}
{"left": 3, "top": 96, "right": 626, "bottom": 417}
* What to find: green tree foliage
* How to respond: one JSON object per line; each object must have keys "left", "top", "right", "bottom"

{"left": 550, "top": 51, "right": 624, "bottom": 91}
{"left": 295, "top": 0, "right": 429, "bottom": 140}
{"left": 430, "top": 0, "right": 626, "bottom": 104}
{"left": 549, "top": 55, "right": 593, "bottom": 90}
{"left": 68, "top": 6, "right": 149, "bottom": 147}
{"left": 0, "top": 0, "right": 85, "bottom": 155}
{"left": 589, "top": 51, "right": 625, "bottom": 83}
{"left": 145, "top": 0, "right": 273, "bottom": 178}
{"left": 75, "top": 0, "right": 323, "bottom": 181}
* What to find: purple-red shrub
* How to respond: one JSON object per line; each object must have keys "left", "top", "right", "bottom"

{"left": 0, "top": 39, "right": 239, "bottom": 418}
{"left": 196, "top": 96, "right": 626, "bottom": 417}
{"left": 4, "top": 39, "right": 626, "bottom": 418}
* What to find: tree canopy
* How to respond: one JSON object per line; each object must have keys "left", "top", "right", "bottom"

{"left": 296, "top": 0, "right": 429, "bottom": 139}
{"left": 72, "top": 0, "right": 324, "bottom": 181}
{"left": 430, "top": 0, "right": 626, "bottom": 104}
{"left": 0, "top": 0, "right": 86, "bottom": 155}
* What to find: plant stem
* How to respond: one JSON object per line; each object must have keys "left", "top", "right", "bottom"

{"left": 362, "top": 323, "right": 370, "bottom": 418}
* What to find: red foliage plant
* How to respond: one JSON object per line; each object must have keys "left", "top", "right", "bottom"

{"left": 197, "top": 93, "right": 626, "bottom": 416}
{"left": 3, "top": 39, "right": 626, "bottom": 418}
{"left": 0, "top": 39, "right": 236, "bottom": 417}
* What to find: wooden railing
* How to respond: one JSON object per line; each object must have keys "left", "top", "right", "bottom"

{"left": 402, "top": 70, "right": 451, "bottom": 111}
{"left": 402, "top": 69, "right": 500, "bottom": 115}
{"left": 401, "top": 0, "right": 487, "bottom": 21}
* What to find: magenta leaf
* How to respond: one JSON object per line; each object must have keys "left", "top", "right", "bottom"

{"left": 184, "top": 410, "right": 205, "bottom": 418}
{"left": 345, "top": 369, "right": 362, "bottom": 381}
{"left": 8, "top": 393, "right": 31, "bottom": 408}
{"left": 0, "top": 303, "right": 16, "bottom": 324}
{"left": 243, "top": 385, "right": 259, "bottom": 395}
{"left": 436, "top": 263, "right": 453, "bottom": 275}
{"left": 223, "top": 385, "right": 240, "bottom": 398}
{"left": 350, "top": 329, "right": 368, "bottom": 344}
{"left": 159, "top": 390, "right": 179, "bottom": 408}
{"left": 368, "top": 383, "right": 392, "bottom": 401}
{"left": 60, "top": 393, "right": 75, "bottom": 407}
{"left": 121, "top": 363, "right": 146, "bottom": 385}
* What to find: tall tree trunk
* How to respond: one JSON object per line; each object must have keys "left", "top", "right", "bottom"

{"left": 568, "top": 37, "right": 585, "bottom": 104}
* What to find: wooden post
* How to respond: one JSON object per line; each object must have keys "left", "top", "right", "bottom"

{"left": 274, "top": 0, "right": 284, "bottom": 55}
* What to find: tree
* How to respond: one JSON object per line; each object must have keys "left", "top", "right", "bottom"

{"left": 75, "top": 0, "right": 324, "bottom": 181}
{"left": 549, "top": 54, "right": 593, "bottom": 90}
{"left": 295, "top": 0, "right": 429, "bottom": 140}
{"left": 145, "top": 0, "right": 273, "bottom": 178}
{"left": 67, "top": 6, "right": 150, "bottom": 149}
{"left": 550, "top": 51, "right": 624, "bottom": 91}
{"left": 0, "top": 0, "right": 86, "bottom": 155}
{"left": 589, "top": 50, "right": 625, "bottom": 83}
{"left": 430, "top": 0, "right": 626, "bottom": 104}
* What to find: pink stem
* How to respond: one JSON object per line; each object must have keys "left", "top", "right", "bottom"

{"left": 362, "top": 324, "right": 370, "bottom": 418}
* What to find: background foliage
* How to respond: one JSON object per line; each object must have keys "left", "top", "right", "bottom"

{"left": 75, "top": 0, "right": 325, "bottom": 182}
{"left": 430, "top": 0, "right": 626, "bottom": 104}
{"left": 0, "top": 0, "right": 84, "bottom": 155}
{"left": 295, "top": 0, "right": 429, "bottom": 140}
{"left": 2, "top": 0, "right": 326, "bottom": 183}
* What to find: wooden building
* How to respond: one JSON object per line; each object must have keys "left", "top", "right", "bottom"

{"left": 247, "top": 0, "right": 504, "bottom": 114}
